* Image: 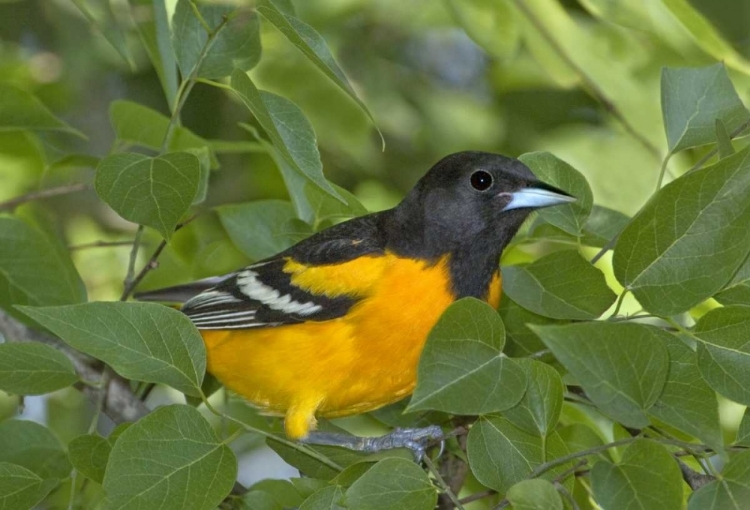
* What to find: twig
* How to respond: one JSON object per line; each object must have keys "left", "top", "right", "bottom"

{"left": 0, "top": 183, "right": 90, "bottom": 212}
{"left": 68, "top": 240, "right": 134, "bottom": 250}
{"left": 677, "top": 459, "right": 714, "bottom": 490}
{"left": 457, "top": 489, "right": 496, "bottom": 506}
{"left": 120, "top": 225, "right": 145, "bottom": 301}
{"left": 424, "top": 454, "right": 465, "bottom": 510}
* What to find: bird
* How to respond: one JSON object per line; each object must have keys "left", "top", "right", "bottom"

{"left": 137, "top": 151, "right": 575, "bottom": 454}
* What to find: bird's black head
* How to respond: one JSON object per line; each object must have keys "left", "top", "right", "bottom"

{"left": 384, "top": 151, "right": 575, "bottom": 297}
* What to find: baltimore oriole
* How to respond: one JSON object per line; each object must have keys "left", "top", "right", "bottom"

{"left": 138, "top": 151, "right": 575, "bottom": 446}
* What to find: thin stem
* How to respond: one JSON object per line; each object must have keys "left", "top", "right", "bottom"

{"left": 67, "top": 471, "right": 78, "bottom": 510}
{"left": 528, "top": 437, "right": 640, "bottom": 480}
{"left": 88, "top": 369, "right": 111, "bottom": 434}
{"left": 68, "top": 240, "right": 134, "bottom": 250}
{"left": 195, "top": 78, "right": 233, "bottom": 91}
{"left": 0, "top": 183, "right": 90, "bottom": 212}
{"left": 608, "top": 290, "right": 629, "bottom": 319}
{"left": 189, "top": 0, "right": 213, "bottom": 33}
{"left": 656, "top": 153, "right": 673, "bottom": 191}
{"left": 457, "top": 489, "right": 496, "bottom": 506}
{"left": 423, "top": 454, "right": 465, "bottom": 510}
{"left": 121, "top": 225, "right": 144, "bottom": 301}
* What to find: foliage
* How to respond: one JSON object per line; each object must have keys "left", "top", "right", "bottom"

{"left": 1, "top": 0, "right": 750, "bottom": 509}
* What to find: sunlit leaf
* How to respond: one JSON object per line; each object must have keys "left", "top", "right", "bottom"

{"left": 19, "top": 302, "right": 205, "bottom": 397}
{"left": 0, "top": 343, "right": 77, "bottom": 395}
{"left": 344, "top": 458, "right": 436, "bottom": 510}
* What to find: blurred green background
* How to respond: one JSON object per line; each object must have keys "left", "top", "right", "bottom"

{"left": 1, "top": 0, "right": 749, "bottom": 497}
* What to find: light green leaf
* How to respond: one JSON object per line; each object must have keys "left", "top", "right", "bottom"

{"left": 344, "top": 458, "right": 436, "bottom": 510}
{"left": 717, "top": 119, "right": 736, "bottom": 159}
{"left": 408, "top": 298, "right": 527, "bottom": 414}
{"left": 230, "top": 70, "right": 340, "bottom": 201}
{"left": 0, "top": 343, "right": 77, "bottom": 395}
{"left": 662, "top": 64, "right": 749, "bottom": 154}
{"left": 467, "top": 416, "right": 568, "bottom": 494}
{"left": 19, "top": 302, "right": 205, "bottom": 397}
{"left": 257, "top": 0, "right": 382, "bottom": 146}
{"left": 300, "top": 485, "right": 346, "bottom": 510}
{"left": 693, "top": 306, "right": 750, "bottom": 405}
{"left": 217, "top": 200, "right": 298, "bottom": 261}
{"left": 103, "top": 405, "right": 237, "bottom": 510}
{"left": 688, "top": 450, "right": 750, "bottom": 509}
{"left": 649, "top": 336, "right": 723, "bottom": 453}
{"left": 504, "top": 359, "right": 563, "bottom": 437}
{"left": 531, "top": 322, "right": 670, "bottom": 428}
{"left": 736, "top": 408, "right": 750, "bottom": 447}
{"left": 445, "top": 0, "right": 520, "bottom": 61}
{"left": 0, "top": 83, "right": 84, "bottom": 137}
{"left": 172, "top": 0, "right": 261, "bottom": 79}
{"left": 304, "top": 183, "right": 368, "bottom": 228}
{"left": 591, "top": 439, "right": 682, "bottom": 510}
{"left": 95, "top": 151, "right": 200, "bottom": 240}
{"left": 70, "top": 0, "right": 134, "bottom": 68}
{"left": 0, "top": 420, "right": 71, "bottom": 479}
{"left": 502, "top": 250, "right": 616, "bottom": 320}
{"left": 0, "top": 462, "right": 57, "bottom": 510}
{"left": 0, "top": 217, "right": 87, "bottom": 314}
{"left": 109, "top": 100, "right": 218, "bottom": 168}
{"left": 506, "top": 479, "right": 562, "bottom": 510}
{"left": 557, "top": 423, "right": 607, "bottom": 465}
{"left": 613, "top": 146, "right": 750, "bottom": 315}
{"left": 519, "top": 152, "right": 593, "bottom": 236}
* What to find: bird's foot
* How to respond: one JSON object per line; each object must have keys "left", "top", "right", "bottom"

{"left": 301, "top": 425, "right": 444, "bottom": 462}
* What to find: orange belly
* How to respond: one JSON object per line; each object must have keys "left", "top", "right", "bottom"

{"left": 201, "top": 255, "right": 501, "bottom": 438}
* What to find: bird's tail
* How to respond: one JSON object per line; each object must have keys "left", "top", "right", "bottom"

{"left": 133, "top": 276, "right": 226, "bottom": 304}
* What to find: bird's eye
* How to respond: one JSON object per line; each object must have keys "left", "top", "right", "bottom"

{"left": 470, "top": 170, "right": 493, "bottom": 191}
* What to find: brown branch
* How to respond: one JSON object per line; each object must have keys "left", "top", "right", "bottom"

{"left": 677, "top": 459, "right": 714, "bottom": 491}
{"left": 0, "top": 183, "right": 90, "bottom": 212}
{"left": 0, "top": 309, "right": 149, "bottom": 424}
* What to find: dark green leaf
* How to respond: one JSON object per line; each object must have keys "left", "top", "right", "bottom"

{"left": 502, "top": 250, "right": 616, "bottom": 320}
{"left": 717, "top": 119, "right": 736, "bottom": 158}
{"left": 103, "top": 405, "right": 236, "bottom": 510}
{"left": 531, "top": 322, "right": 670, "bottom": 428}
{"left": 0, "top": 83, "right": 84, "bottom": 137}
{"left": 95, "top": 151, "right": 200, "bottom": 240}
{"left": 249, "top": 479, "right": 304, "bottom": 508}
{"left": 300, "top": 485, "right": 346, "bottom": 510}
{"left": 519, "top": 152, "right": 593, "bottom": 236}
{"left": 172, "top": 0, "right": 261, "bottom": 79}
{"left": 503, "top": 359, "right": 563, "bottom": 436}
{"left": 0, "top": 420, "right": 71, "bottom": 479}
{"left": 467, "top": 415, "right": 568, "bottom": 494}
{"left": 693, "top": 306, "right": 750, "bottom": 405}
{"left": 0, "top": 343, "right": 77, "bottom": 395}
{"left": 714, "top": 255, "right": 750, "bottom": 306}
{"left": 344, "top": 458, "right": 436, "bottom": 510}
{"left": 0, "top": 462, "right": 57, "bottom": 510}
{"left": 506, "top": 479, "right": 563, "bottom": 510}
{"left": 499, "top": 296, "right": 561, "bottom": 357}
{"left": 408, "top": 298, "right": 527, "bottom": 414}
{"left": 257, "top": 0, "right": 382, "bottom": 145}
{"left": 581, "top": 206, "right": 630, "bottom": 248}
{"left": 19, "top": 302, "right": 205, "bottom": 396}
{"left": 688, "top": 450, "right": 750, "bottom": 509}
{"left": 591, "top": 439, "right": 682, "bottom": 510}
{"left": 230, "top": 70, "right": 340, "bottom": 201}
{"left": 649, "top": 336, "right": 722, "bottom": 452}
{"left": 662, "top": 64, "right": 749, "bottom": 154}
{"left": 613, "top": 146, "right": 750, "bottom": 315}
{"left": 0, "top": 217, "right": 87, "bottom": 313}
{"left": 216, "top": 200, "right": 298, "bottom": 261}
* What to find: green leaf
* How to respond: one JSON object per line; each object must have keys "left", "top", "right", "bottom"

{"left": 68, "top": 424, "right": 128, "bottom": 485}
{"left": 216, "top": 200, "right": 298, "bottom": 261}
{"left": 256, "top": 0, "right": 382, "bottom": 146}
{"left": 95, "top": 151, "right": 200, "bottom": 240}
{"left": 688, "top": 450, "right": 750, "bottom": 509}
{"left": 445, "top": 0, "right": 520, "bottom": 62}
{"left": 103, "top": 405, "right": 237, "bottom": 510}
{"left": 693, "top": 306, "right": 750, "bottom": 405}
{"left": 407, "top": 298, "right": 527, "bottom": 414}
{"left": 344, "top": 458, "right": 436, "bottom": 510}
{"left": 230, "top": 70, "right": 340, "bottom": 201}
{"left": 240, "top": 491, "right": 282, "bottom": 510}
{"left": 591, "top": 439, "right": 683, "bottom": 510}
{"left": 19, "top": 302, "right": 205, "bottom": 397}
{"left": 737, "top": 408, "right": 750, "bottom": 446}
{"left": 649, "top": 336, "right": 723, "bottom": 453}
{"left": 109, "top": 100, "right": 218, "bottom": 168}
{"left": 499, "top": 296, "right": 562, "bottom": 357}
{"left": 0, "top": 217, "right": 86, "bottom": 313}
{"left": 0, "top": 83, "right": 84, "bottom": 137}
{"left": 304, "top": 183, "right": 368, "bottom": 228}
{"left": 506, "top": 479, "right": 562, "bottom": 510}
{"left": 70, "top": 0, "right": 134, "bottom": 68}
{"left": 503, "top": 359, "right": 563, "bottom": 437}
{"left": 502, "top": 250, "right": 616, "bottom": 320}
{"left": 249, "top": 479, "right": 304, "bottom": 508}
{"left": 128, "top": 0, "right": 178, "bottom": 110}
{"left": 0, "top": 343, "right": 77, "bottom": 395}
{"left": 531, "top": 322, "right": 670, "bottom": 428}
{"left": 714, "top": 255, "right": 750, "bottom": 305}
{"left": 0, "top": 420, "right": 71, "bottom": 479}
{"left": 581, "top": 205, "right": 630, "bottom": 248}
{"left": 662, "top": 64, "right": 749, "bottom": 154}
{"left": 716, "top": 119, "right": 736, "bottom": 158}
{"left": 0, "top": 462, "right": 57, "bottom": 510}
{"left": 613, "top": 146, "right": 750, "bottom": 315}
{"left": 172, "top": 0, "right": 261, "bottom": 79}
{"left": 300, "top": 485, "right": 346, "bottom": 510}
{"left": 519, "top": 152, "right": 593, "bottom": 236}
{"left": 467, "top": 415, "right": 568, "bottom": 494}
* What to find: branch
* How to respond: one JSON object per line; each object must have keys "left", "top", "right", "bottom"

{"left": 0, "top": 309, "right": 149, "bottom": 424}
{"left": 677, "top": 459, "right": 715, "bottom": 490}
{"left": 0, "top": 183, "right": 90, "bottom": 212}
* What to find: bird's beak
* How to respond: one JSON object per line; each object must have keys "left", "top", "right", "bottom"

{"left": 501, "top": 181, "right": 577, "bottom": 212}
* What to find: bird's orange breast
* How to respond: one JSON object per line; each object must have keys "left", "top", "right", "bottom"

{"left": 201, "top": 253, "right": 501, "bottom": 439}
